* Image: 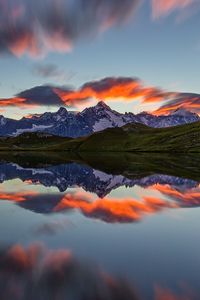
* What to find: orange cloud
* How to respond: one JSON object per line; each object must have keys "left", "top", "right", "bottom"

{"left": 53, "top": 77, "right": 172, "bottom": 107}
{"left": 0, "top": 97, "right": 39, "bottom": 109}
{"left": 0, "top": 77, "right": 172, "bottom": 109}
{"left": 2, "top": 77, "right": 199, "bottom": 115}
{"left": 154, "top": 94, "right": 200, "bottom": 115}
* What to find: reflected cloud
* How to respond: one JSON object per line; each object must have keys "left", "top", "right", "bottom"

{"left": 0, "top": 243, "right": 197, "bottom": 300}
{"left": 155, "top": 285, "right": 197, "bottom": 300}
{"left": 0, "top": 187, "right": 196, "bottom": 223}
{"left": 151, "top": 184, "right": 200, "bottom": 206}
{"left": 0, "top": 243, "right": 139, "bottom": 300}
{"left": 34, "top": 218, "right": 71, "bottom": 236}
{"left": 53, "top": 193, "right": 178, "bottom": 223}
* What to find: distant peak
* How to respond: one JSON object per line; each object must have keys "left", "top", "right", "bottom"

{"left": 56, "top": 107, "right": 68, "bottom": 115}
{"left": 138, "top": 111, "right": 152, "bottom": 116}
{"left": 171, "top": 107, "right": 195, "bottom": 117}
{"left": 96, "top": 101, "right": 110, "bottom": 110}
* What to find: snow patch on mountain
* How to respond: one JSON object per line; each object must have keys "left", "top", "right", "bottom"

{"left": 93, "top": 170, "right": 113, "bottom": 182}
{"left": 93, "top": 118, "right": 113, "bottom": 131}
{"left": 11, "top": 163, "right": 54, "bottom": 175}
{"left": 13, "top": 124, "right": 54, "bottom": 136}
{"left": 0, "top": 116, "right": 6, "bottom": 126}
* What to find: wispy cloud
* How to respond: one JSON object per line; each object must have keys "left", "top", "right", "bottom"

{"left": 0, "top": 0, "right": 197, "bottom": 60}
{"left": 155, "top": 93, "right": 200, "bottom": 115}
{"left": 0, "top": 0, "right": 139, "bottom": 58}
{"left": 152, "top": 0, "right": 198, "bottom": 19}
{"left": 32, "top": 63, "right": 75, "bottom": 83}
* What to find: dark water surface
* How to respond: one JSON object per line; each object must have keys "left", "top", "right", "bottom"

{"left": 0, "top": 152, "right": 200, "bottom": 300}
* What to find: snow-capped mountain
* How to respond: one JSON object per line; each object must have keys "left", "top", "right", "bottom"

{"left": 0, "top": 102, "right": 199, "bottom": 137}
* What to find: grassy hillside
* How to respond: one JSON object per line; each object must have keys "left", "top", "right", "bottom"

{"left": 0, "top": 121, "right": 200, "bottom": 152}
{"left": 0, "top": 132, "right": 71, "bottom": 151}
{"left": 54, "top": 121, "right": 200, "bottom": 152}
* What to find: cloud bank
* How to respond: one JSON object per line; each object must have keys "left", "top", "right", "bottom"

{"left": 1, "top": 76, "right": 200, "bottom": 115}
{"left": 0, "top": 77, "right": 173, "bottom": 110}
{"left": 0, "top": 0, "right": 139, "bottom": 57}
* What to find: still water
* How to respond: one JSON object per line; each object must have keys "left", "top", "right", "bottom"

{"left": 0, "top": 152, "right": 199, "bottom": 299}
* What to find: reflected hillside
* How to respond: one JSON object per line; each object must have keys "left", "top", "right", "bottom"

{"left": 1, "top": 151, "right": 200, "bottom": 181}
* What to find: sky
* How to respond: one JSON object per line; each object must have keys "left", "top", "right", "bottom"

{"left": 0, "top": 0, "right": 200, "bottom": 119}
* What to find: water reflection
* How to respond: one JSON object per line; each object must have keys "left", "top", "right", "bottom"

{"left": 0, "top": 153, "right": 199, "bottom": 299}
{"left": 0, "top": 243, "right": 197, "bottom": 300}
{"left": 0, "top": 159, "right": 199, "bottom": 222}
{"left": 0, "top": 243, "right": 139, "bottom": 300}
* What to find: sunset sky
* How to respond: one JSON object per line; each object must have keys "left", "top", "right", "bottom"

{"left": 0, "top": 0, "right": 200, "bottom": 118}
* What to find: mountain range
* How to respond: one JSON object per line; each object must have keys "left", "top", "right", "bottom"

{"left": 0, "top": 101, "right": 199, "bottom": 137}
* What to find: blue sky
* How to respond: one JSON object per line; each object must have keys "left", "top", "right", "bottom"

{"left": 0, "top": 0, "right": 200, "bottom": 118}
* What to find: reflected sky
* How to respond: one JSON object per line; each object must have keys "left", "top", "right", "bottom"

{"left": 0, "top": 159, "right": 199, "bottom": 299}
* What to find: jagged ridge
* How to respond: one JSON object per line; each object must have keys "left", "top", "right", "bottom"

{"left": 0, "top": 102, "right": 198, "bottom": 138}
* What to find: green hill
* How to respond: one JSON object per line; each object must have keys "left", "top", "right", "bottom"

{"left": 0, "top": 121, "right": 200, "bottom": 152}
{"left": 0, "top": 132, "right": 71, "bottom": 151}
{"left": 59, "top": 121, "right": 200, "bottom": 152}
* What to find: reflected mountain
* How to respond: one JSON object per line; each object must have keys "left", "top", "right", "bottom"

{"left": 0, "top": 155, "right": 200, "bottom": 222}
{"left": 1, "top": 151, "right": 200, "bottom": 181}
{"left": 0, "top": 160, "right": 198, "bottom": 197}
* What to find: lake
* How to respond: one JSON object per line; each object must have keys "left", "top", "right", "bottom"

{"left": 0, "top": 152, "right": 199, "bottom": 300}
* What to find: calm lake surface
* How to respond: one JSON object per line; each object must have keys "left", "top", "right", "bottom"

{"left": 0, "top": 152, "right": 200, "bottom": 299}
